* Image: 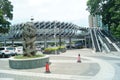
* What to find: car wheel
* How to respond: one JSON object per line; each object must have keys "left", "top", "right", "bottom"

{"left": 14, "top": 52, "right": 17, "bottom": 56}
{"left": 2, "top": 53, "right": 5, "bottom": 58}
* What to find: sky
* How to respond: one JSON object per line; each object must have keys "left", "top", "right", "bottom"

{"left": 9, "top": 0, "right": 89, "bottom": 27}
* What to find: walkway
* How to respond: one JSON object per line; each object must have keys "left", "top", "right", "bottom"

{"left": 0, "top": 48, "right": 118, "bottom": 80}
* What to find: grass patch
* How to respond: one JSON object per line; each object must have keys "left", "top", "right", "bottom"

{"left": 14, "top": 54, "right": 45, "bottom": 59}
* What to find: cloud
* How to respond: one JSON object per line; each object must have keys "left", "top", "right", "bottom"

{"left": 10, "top": 0, "right": 89, "bottom": 27}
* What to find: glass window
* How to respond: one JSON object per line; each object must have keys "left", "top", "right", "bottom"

{"left": 0, "top": 48, "right": 4, "bottom": 50}
{"left": 7, "top": 48, "right": 14, "bottom": 50}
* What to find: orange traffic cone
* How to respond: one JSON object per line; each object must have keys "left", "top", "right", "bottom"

{"left": 77, "top": 54, "right": 81, "bottom": 63}
{"left": 45, "top": 62, "right": 51, "bottom": 73}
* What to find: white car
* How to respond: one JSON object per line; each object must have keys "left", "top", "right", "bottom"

{"left": 0, "top": 47, "right": 16, "bottom": 58}
{"left": 15, "top": 46, "right": 23, "bottom": 55}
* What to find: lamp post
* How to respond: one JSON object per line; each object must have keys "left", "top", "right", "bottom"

{"left": 54, "top": 21, "right": 57, "bottom": 54}
{"left": 44, "top": 22, "right": 47, "bottom": 48}
{"left": 30, "top": 16, "right": 34, "bottom": 22}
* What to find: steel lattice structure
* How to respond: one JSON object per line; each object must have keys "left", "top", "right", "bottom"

{"left": 9, "top": 21, "right": 84, "bottom": 40}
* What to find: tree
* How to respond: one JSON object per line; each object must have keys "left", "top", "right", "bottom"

{"left": 87, "top": 0, "right": 102, "bottom": 15}
{"left": 87, "top": 0, "right": 120, "bottom": 40}
{"left": 102, "top": 0, "right": 120, "bottom": 28}
{"left": 0, "top": 0, "right": 13, "bottom": 34}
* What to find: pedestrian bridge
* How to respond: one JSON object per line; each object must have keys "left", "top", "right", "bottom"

{"left": 0, "top": 21, "right": 120, "bottom": 53}
{"left": 8, "top": 21, "right": 88, "bottom": 40}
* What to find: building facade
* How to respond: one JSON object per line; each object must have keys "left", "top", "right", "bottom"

{"left": 88, "top": 15, "right": 103, "bottom": 28}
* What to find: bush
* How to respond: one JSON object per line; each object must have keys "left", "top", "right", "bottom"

{"left": 43, "top": 46, "right": 66, "bottom": 54}
{"left": 44, "top": 47, "right": 59, "bottom": 52}
{"left": 58, "top": 46, "right": 65, "bottom": 49}
{"left": 58, "top": 46, "right": 66, "bottom": 53}
{"left": 43, "top": 47, "right": 59, "bottom": 54}
{"left": 14, "top": 54, "right": 44, "bottom": 59}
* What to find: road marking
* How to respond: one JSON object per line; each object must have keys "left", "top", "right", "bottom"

{"left": 107, "top": 60, "right": 120, "bottom": 63}
{"left": 82, "top": 56, "right": 115, "bottom": 80}
{"left": 50, "top": 60, "right": 96, "bottom": 63}
{"left": 55, "top": 55, "right": 115, "bottom": 80}
{"left": 0, "top": 69, "right": 92, "bottom": 80}
{"left": 0, "top": 78, "right": 14, "bottom": 80}
{"left": 0, "top": 59, "right": 8, "bottom": 61}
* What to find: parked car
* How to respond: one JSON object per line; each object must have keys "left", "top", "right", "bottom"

{"left": 0, "top": 47, "right": 16, "bottom": 58}
{"left": 74, "top": 42, "right": 84, "bottom": 49}
{"left": 36, "top": 46, "right": 41, "bottom": 51}
{"left": 15, "top": 46, "right": 23, "bottom": 55}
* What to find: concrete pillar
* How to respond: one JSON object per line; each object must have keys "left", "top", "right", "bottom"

{"left": 4, "top": 40, "right": 6, "bottom": 47}
{"left": 69, "top": 37, "right": 72, "bottom": 49}
{"left": 12, "top": 40, "right": 14, "bottom": 47}
{"left": 44, "top": 36, "right": 47, "bottom": 48}
{"left": 84, "top": 36, "right": 87, "bottom": 48}
{"left": 59, "top": 36, "right": 61, "bottom": 47}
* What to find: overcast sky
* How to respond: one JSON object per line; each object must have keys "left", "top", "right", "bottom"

{"left": 9, "top": 0, "right": 89, "bottom": 27}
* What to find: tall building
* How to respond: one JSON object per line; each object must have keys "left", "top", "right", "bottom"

{"left": 88, "top": 15, "right": 103, "bottom": 28}
{"left": 88, "top": 15, "right": 94, "bottom": 27}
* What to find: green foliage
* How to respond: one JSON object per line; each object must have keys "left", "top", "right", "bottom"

{"left": 87, "top": 0, "right": 120, "bottom": 40}
{"left": 87, "top": 0, "right": 101, "bottom": 15}
{"left": 44, "top": 47, "right": 59, "bottom": 52}
{"left": 14, "top": 54, "right": 44, "bottom": 59}
{"left": 44, "top": 46, "right": 66, "bottom": 53}
{"left": 0, "top": 0, "right": 13, "bottom": 33}
{"left": 58, "top": 46, "right": 66, "bottom": 49}
{"left": 113, "top": 24, "right": 120, "bottom": 40}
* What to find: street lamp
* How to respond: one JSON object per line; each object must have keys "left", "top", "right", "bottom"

{"left": 30, "top": 16, "right": 34, "bottom": 22}
{"left": 44, "top": 22, "right": 47, "bottom": 48}
{"left": 54, "top": 21, "right": 57, "bottom": 54}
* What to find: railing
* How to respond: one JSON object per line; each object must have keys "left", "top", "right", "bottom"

{"left": 89, "top": 28, "right": 95, "bottom": 50}
{"left": 99, "top": 30, "right": 117, "bottom": 51}
{"left": 102, "top": 30, "right": 120, "bottom": 49}
{"left": 94, "top": 28, "right": 101, "bottom": 52}
{"left": 97, "top": 32, "right": 110, "bottom": 52}
{"left": 90, "top": 28, "right": 100, "bottom": 52}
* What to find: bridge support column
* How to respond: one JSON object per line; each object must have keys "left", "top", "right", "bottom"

{"left": 69, "top": 37, "right": 72, "bottom": 49}
{"left": 12, "top": 40, "right": 14, "bottom": 47}
{"left": 44, "top": 35, "right": 47, "bottom": 48}
{"left": 59, "top": 35, "right": 61, "bottom": 47}
{"left": 4, "top": 40, "right": 6, "bottom": 46}
{"left": 84, "top": 36, "right": 87, "bottom": 48}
